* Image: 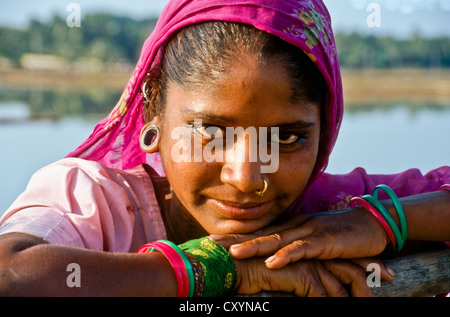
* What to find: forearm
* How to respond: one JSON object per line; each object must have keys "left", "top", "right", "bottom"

{"left": 381, "top": 190, "right": 450, "bottom": 242}
{"left": 0, "top": 233, "right": 177, "bottom": 296}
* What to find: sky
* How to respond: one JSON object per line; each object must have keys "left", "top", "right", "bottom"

{"left": 0, "top": 0, "right": 449, "bottom": 38}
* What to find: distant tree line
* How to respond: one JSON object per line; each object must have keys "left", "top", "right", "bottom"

{"left": 335, "top": 32, "right": 450, "bottom": 69}
{"left": 0, "top": 13, "right": 449, "bottom": 69}
{"left": 0, "top": 13, "right": 158, "bottom": 66}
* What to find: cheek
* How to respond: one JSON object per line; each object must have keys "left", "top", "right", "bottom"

{"left": 275, "top": 136, "right": 320, "bottom": 199}
{"left": 158, "top": 129, "right": 217, "bottom": 199}
{"left": 275, "top": 155, "right": 315, "bottom": 197}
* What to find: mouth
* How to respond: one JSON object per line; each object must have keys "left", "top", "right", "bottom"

{"left": 209, "top": 198, "right": 272, "bottom": 220}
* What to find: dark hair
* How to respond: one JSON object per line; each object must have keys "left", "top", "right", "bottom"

{"left": 142, "top": 21, "right": 327, "bottom": 122}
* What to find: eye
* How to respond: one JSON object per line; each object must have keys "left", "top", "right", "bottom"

{"left": 271, "top": 132, "right": 304, "bottom": 146}
{"left": 190, "top": 124, "right": 224, "bottom": 140}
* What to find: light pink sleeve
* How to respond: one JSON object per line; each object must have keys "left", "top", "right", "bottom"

{"left": 0, "top": 158, "right": 166, "bottom": 252}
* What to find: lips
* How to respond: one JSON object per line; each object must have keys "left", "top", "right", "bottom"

{"left": 209, "top": 198, "right": 271, "bottom": 220}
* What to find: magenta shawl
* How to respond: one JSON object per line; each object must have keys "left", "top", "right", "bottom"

{"left": 67, "top": 0, "right": 342, "bottom": 183}
{"left": 66, "top": 0, "right": 449, "bottom": 215}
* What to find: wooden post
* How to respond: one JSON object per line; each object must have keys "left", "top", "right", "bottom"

{"left": 373, "top": 249, "right": 449, "bottom": 297}
{"left": 239, "top": 249, "right": 449, "bottom": 297}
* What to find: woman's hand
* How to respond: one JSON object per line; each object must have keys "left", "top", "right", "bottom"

{"left": 211, "top": 208, "right": 390, "bottom": 269}
{"left": 234, "top": 256, "right": 395, "bottom": 297}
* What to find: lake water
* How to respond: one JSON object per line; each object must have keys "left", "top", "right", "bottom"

{"left": 1, "top": 97, "right": 449, "bottom": 216}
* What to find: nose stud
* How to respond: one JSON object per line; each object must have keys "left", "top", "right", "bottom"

{"left": 255, "top": 178, "right": 268, "bottom": 197}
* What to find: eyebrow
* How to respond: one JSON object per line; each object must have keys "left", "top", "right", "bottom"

{"left": 185, "top": 110, "right": 234, "bottom": 125}
{"left": 277, "top": 120, "right": 316, "bottom": 130}
{"left": 185, "top": 109, "right": 316, "bottom": 129}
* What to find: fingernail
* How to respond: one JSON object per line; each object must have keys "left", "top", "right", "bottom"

{"left": 229, "top": 243, "right": 242, "bottom": 252}
{"left": 265, "top": 255, "right": 276, "bottom": 264}
{"left": 208, "top": 235, "right": 225, "bottom": 242}
{"left": 387, "top": 266, "right": 395, "bottom": 277}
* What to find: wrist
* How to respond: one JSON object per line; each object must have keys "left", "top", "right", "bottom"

{"left": 350, "top": 184, "right": 408, "bottom": 252}
{"left": 179, "top": 237, "right": 237, "bottom": 297}
{"left": 350, "top": 198, "right": 394, "bottom": 250}
{"left": 138, "top": 237, "right": 237, "bottom": 297}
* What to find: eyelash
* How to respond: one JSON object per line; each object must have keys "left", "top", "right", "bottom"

{"left": 272, "top": 132, "right": 307, "bottom": 147}
{"left": 188, "top": 123, "right": 307, "bottom": 147}
{"left": 189, "top": 123, "right": 225, "bottom": 141}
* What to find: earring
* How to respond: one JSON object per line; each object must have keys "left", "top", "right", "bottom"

{"left": 140, "top": 77, "right": 152, "bottom": 101}
{"left": 255, "top": 178, "right": 268, "bottom": 197}
{"left": 140, "top": 123, "right": 160, "bottom": 153}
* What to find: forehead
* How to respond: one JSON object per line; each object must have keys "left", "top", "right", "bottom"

{"left": 164, "top": 56, "right": 320, "bottom": 126}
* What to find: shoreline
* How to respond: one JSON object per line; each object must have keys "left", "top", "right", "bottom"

{"left": 1, "top": 68, "right": 450, "bottom": 107}
{"left": 341, "top": 68, "right": 450, "bottom": 107}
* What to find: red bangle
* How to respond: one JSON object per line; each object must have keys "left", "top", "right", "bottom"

{"left": 439, "top": 184, "right": 450, "bottom": 191}
{"left": 350, "top": 196, "right": 398, "bottom": 249}
{"left": 155, "top": 242, "right": 190, "bottom": 297}
{"left": 137, "top": 241, "right": 189, "bottom": 297}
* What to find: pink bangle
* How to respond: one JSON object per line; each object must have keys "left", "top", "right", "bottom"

{"left": 439, "top": 184, "right": 450, "bottom": 191}
{"left": 155, "top": 242, "right": 190, "bottom": 297}
{"left": 137, "top": 241, "right": 189, "bottom": 297}
{"left": 350, "top": 196, "right": 398, "bottom": 249}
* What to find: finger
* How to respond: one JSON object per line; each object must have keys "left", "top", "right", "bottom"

{"left": 208, "top": 232, "right": 262, "bottom": 249}
{"left": 294, "top": 263, "right": 327, "bottom": 297}
{"left": 208, "top": 215, "right": 309, "bottom": 249}
{"left": 323, "top": 260, "right": 374, "bottom": 297}
{"left": 265, "top": 234, "right": 335, "bottom": 269}
{"left": 303, "top": 279, "right": 327, "bottom": 297}
{"left": 229, "top": 225, "right": 314, "bottom": 260}
{"left": 228, "top": 233, "right": 284, "bottom": 259}
{"left": 214, "top": 214, "right": 313, "bottom": 259}
{"left": 314, "top": 262, "right": 349, "bottom": 297}
{"left": 351, "top": 258, "right": 396, "bottom": 282}
{"left": 218, "top": 213, "right": 312, "bottom": 251}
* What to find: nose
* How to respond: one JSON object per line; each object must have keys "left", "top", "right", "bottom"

{"left": 220, "top": 160, "right": 264, "bottom": 194}
{"left": 220, "top": 133, "right": 264, "bottom": 194}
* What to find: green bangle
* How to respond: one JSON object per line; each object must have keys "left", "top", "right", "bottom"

{"left": 362, "top": 194, "right": 404, "bottom": 251}
{"left": 179, "top": 237, "right": 237, "bottom": 297}
{"left": 372, "top": 185, "right": 408, "bottom": 245}
{"left": 159, "top": 240, "right": 195, "bottom": 297}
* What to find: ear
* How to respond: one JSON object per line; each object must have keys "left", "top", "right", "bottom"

{"left": 140, "top": 116, "right": 160, "bottom": 153}
{"left": 148, "top": 116, "right": 160, "bottom": 126}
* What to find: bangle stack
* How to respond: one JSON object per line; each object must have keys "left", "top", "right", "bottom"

{"left": 350, "top": 184, "right": 407, "bottom": 251}
{"left": 179, "top": 237, "right": 237, "bottom": 297}
{"left": 137, "top": 240, "right": 194, "bottom": 297}
{"left": 137, "top": 237, "right": 236, "bottom": 297}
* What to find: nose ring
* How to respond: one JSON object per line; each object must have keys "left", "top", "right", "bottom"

{"left": 255, "top": 178, "right": 268, "bottom": 197}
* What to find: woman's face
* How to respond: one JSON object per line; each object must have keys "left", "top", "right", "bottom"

{"left": 158, "top": 54, "right": 321, "bottom": 235}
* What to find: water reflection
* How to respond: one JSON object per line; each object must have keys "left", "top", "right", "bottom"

{"left": 0, "top": 86, "right": 121, "bottom": 214}
{"left": 327, "top": 105, "right": 450, "bottom": 175}
{"left": 0, "top": 87, "right": 121, "bottom": 123}
{"left": 0, "top": 87, "right": 449, "bottom": 215}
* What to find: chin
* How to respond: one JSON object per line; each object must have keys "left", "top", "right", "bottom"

{"left": 206, "top": 218, "right": 268, "bottom": 235}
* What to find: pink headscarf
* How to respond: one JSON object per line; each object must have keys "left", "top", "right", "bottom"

{"left": 67, "top": 0, "right": 343, "bottom": 202}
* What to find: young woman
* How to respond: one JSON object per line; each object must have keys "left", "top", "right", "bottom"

{"left": 0, "top": 0, "right": 448, "bottom": 297}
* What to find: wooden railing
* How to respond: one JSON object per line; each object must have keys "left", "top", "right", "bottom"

{"left": 372, "top": 248, "right": 449, "bottom": 297}
{"left": 242, "top": 248, "right": 449, "bottom": 297}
